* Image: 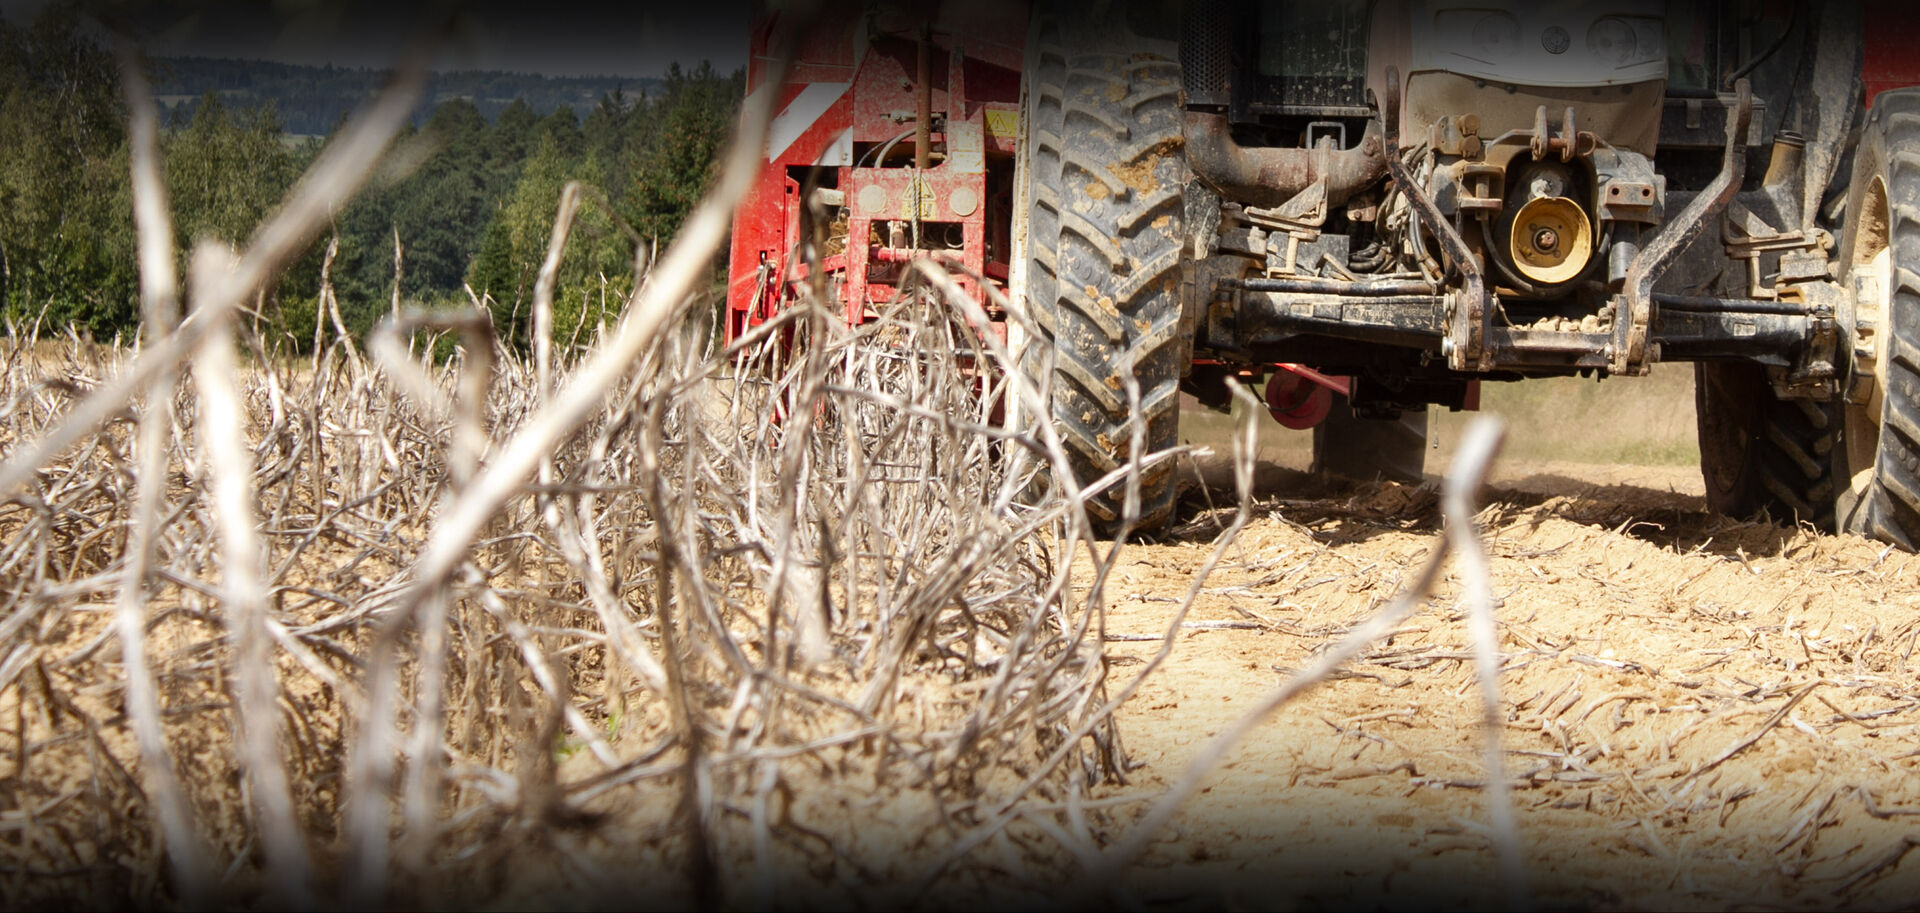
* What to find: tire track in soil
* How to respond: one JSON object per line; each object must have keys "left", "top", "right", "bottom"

{"left": 1092, "top": 460, "right": 1920, "bottom": 910}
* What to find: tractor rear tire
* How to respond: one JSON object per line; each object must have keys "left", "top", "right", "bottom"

{"left": 1017, "top": 15, "right": 1188, "bottom": 535}
{"left": 1311, "top": 395, "right": 1428, "bottom": 484}
{"left": 1833, "top": 88, "right": 1920, "bottom": 547}
{"left": 1694, "top": 361, "right": 1839, "bottom": 530}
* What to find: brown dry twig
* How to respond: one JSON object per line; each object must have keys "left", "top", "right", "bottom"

{"left": 0, "top": 13, "right": 1187, "bottom": 905}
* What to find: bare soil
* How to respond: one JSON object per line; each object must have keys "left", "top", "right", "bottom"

{"left": 8, "top": 330, "right": 1918, "bottom": 911}
{"left": 1088, "top": 453, "right": 1920, "bottom": 910}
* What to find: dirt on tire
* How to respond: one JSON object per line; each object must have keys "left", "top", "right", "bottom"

{"left": 1019, "top": 14, "right": 1189, "bottom": 533}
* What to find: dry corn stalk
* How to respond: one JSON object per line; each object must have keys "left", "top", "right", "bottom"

{"left": 0, "top": 25, "right": 1210, "bottom": 908}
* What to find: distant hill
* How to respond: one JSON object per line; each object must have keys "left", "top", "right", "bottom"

{"left": 151, "top": 56, "right": 665, "bottom": 136}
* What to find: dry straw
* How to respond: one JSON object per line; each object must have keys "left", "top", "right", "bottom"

{"left": 0, "top": 14, "right": 1541, "bottom": 911}
{"left": 0, "top": 18, "right": 1255, "bottom": 910}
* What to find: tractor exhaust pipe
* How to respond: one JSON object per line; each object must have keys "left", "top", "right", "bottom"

{"left": 1182, "top": 111, "right": 1390, "bottom": 208}
{"left": 1177, "top": 0, "right": 1388, "bottom": 207}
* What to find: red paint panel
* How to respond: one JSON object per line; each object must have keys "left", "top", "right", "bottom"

{"left": 728, "top": 0, "right": 1028, "bottom": 342}
{"left": 1864, "top": 0, "right": 1920, "bottom": 104}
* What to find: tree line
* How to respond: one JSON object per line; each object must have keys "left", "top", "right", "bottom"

{"left": 0, "top": 4, "right": 743, "bottom": 349}
{"left": 156, "top": 56, "right": 661, "bottom": 137}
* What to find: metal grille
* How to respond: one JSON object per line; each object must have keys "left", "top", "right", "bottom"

{"left": 1180, "top": 1, "right": 1231, "bottom": 107}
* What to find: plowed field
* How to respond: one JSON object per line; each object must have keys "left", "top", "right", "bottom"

{"left": 1083, "top": 377, "right": 1920, "bottom": 910}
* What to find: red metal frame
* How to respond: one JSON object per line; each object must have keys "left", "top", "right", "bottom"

{"left": 725, "top": 1, "right": 1027, "bottom": 343}
{"left": 729, "top": 5, "right": 1920, "bottom": 429}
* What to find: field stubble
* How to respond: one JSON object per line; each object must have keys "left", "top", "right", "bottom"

{"left": 1, "top": 31, "right": 1917, "bottom": 911}
{"left": 1122, "top": 373, "right": 1920, "bottom": 908}
{"left": 0, "top": 43, "right": 1171, "bottom": 910}
{"left": 0, "top": 278, "right": 1155, "bottom": 908}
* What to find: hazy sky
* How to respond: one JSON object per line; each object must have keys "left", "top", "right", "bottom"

{"left": 0, "top": 0, "right": 751, "bottom": 78}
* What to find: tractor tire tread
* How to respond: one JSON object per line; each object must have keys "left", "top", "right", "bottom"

{"left": 1842, "top": 89, "right": 1920, "bottom": 545}
{"left": 1021, "top": 12, "right": 1187, "bottom": 534}
{"left": 1696, "top": 361, "right": 1840, "bottom": 530}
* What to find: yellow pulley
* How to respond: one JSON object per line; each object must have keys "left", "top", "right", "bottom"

{"left": 1508, "top": 196, "right": 1593, "bottom": 285}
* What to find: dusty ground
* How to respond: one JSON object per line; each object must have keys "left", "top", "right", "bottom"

{"left": 1083, "top": 390, "right": 1920, "bottom": 909}
{"left": 9, "top": 332, "right": 1918, "bottom": 910}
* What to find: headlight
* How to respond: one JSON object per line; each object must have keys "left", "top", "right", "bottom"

{"left": 1588, "top": 16, "right": 1664, "bottom": 68}
{"left": 1471, "top": 12, "right": 1522, "bottom": 60}
{"left": 1435, "top": 9, "right": 1522, "bottom": 63}
{"left": 1587, "top": 18, "right": 1634, "bottom": 65}
{"left": 1417, "top": 4, "right": 1667, "bottom": 87}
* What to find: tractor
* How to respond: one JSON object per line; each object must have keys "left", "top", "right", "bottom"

{"left": 726, "top": 0, "right": 1920, "bottom": 544}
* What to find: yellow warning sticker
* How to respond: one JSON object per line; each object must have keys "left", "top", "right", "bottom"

{"left": 984, "top": 108, "right": 1018, "bottom": 142}
{"left": 900, "top": 176, "right": 937, "bottom": 220}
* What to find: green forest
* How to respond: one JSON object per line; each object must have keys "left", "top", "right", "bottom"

{"left": 154, "top": 56, "right": 662, "bottom": 137}
{"left": 0, "top": 4, "right": 743, "bottom": 350}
